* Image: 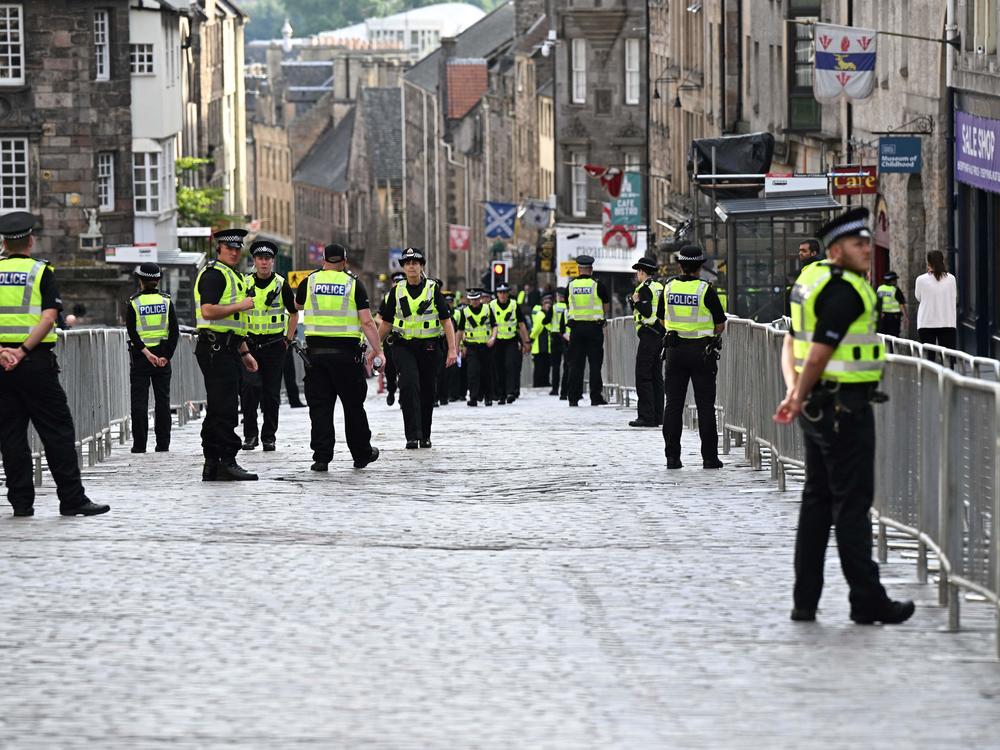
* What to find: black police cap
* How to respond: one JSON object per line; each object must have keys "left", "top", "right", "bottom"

{"left": 632, "top": 256, "right": 658, "bottom": 272}
{"left": 325, "top": 243, "right": 347, "bottom": 262}
{"left": 401, "top": 247, "right": 426, "bottom": 264}
{"left": 250, "top": 240, "right": 278, "bottom": 257}
{"left": 576, "top": 254, "right": 595, "bottom": 266}
{"left": 883, "top": 271, "right": 898, "bottom": 282}
{"left": 134, "top": 262, "right": 162, "bottom": 279}
{"left": 213, "top": 228, "right": 248, "bottom": 249}
{"left": 390, "top": 271, "right": 406, "bottom": 282}
{"left": 495, "top": 283, "right": 511, "bottom": 293}
{"left": 819, "top": 206, "right": 871, "bottom": 248}
{"left": 0, "top": 211, "right": 36, "bottom": 240}
{"left": 677, "top": 244, "right": 706, "bottom": 263}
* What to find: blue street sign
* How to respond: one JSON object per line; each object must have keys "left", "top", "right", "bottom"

{"left": 878, "top": 136, "right": 922, "bottom": 174}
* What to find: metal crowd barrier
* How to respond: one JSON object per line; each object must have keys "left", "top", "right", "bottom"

{"left": 23, "top": 328, "right": 206, "bottom": 484}
{"left": 600, "top": 315, "right": 1000, "bottom": 657}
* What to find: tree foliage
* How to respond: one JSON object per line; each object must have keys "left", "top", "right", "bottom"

{"left": 175, "top": 158, "right": 242, "bottom": 229}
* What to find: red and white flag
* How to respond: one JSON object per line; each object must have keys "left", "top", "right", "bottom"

{"left": 448, "top": 224, "right": 471, "bottom": 252}
{"left": 584, "top": 164, "right": 625, "bottom": 198}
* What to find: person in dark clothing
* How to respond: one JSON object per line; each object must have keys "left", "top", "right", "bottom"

{"left": 378, "top": 270, "right": 406, "bottom": 406}
{"left": 457, "top": 288, "right": 497, "bottom": 406}
{"left": 629, "top": 257, "right": 665, "bottom": 428}
{"left": 282, "top": 338, "right": 305, "bottom": 407}
{"left": 565, "top": 256, "right": 610, "bottom": 406}
{"left": 125, "top": 262, "right": 179, "bottom": 453}
{"left": 529, "top": 294, "right": 553, "bottom": 387}
{"left": 875, "top": 271, "right": 908, "bottom": 337}
{"left": 661, "top": 245, "right": 726, "bottom": 469}
{"left": 549, "top": 286, "right": 569, "bottom": 397}
{"left": 489, "top": 283, "right": 530, "bottom": 403}
{"left": 377, "top": 248, "right": 457, "bottom": 448}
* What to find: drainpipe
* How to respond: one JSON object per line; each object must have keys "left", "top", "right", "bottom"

{"left": 945, "top": 0, "right": 957, "bottom": 277}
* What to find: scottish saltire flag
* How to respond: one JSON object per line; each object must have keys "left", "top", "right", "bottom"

{"left": 813, "top": 23, "right": 877, "bottom": 101}
{"left": 484, "top": 201, "right": 516, "bottom": 238}
{"left": 518, "top": 199, "right": 551, "bottom": 230}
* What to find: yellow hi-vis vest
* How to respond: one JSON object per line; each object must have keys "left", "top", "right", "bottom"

{"left": 0, "top": 257, "right": 57, "bottom": 344}
{"left": 463, "top": 304, "right": 492, "bottom": 344}
{"left": 633, "top": 279, "right": 664, "bottom": 331}
{"left": 790, "top": 261, "right": 884, "bottom": 384}
{"left": 246, "top": 273, "right": 287, "bottom": 335}
{"left": 394, "top": 279, "right": 442, "bottom": 339}
{"left": 567, "top": 276, "right": 603, "bottom": 321}
{"left": 549, "top": 301, "right": 567, "bottom": 334}
{"left": 301, "top": 270, "right": 361, "bottom": 339}
{"left": 530, "top": 308, "right": 547, "bottom": 354}
{"left": 663, "top": 278, "right": 714, "bottom": 339}
{"left": 195, "top": 261, "right": 248, "bottom": 335}
{"left": 876, "top": 284, "right": 901, "bottom": 314}
{"left": 131, "top": 291, "right": 171, "bottom": 346}
{"left": 490, "top": 298, "right": 519, "bottom": 339}
{"left": 717, "top": 289, "right": 728, "bottom": 313}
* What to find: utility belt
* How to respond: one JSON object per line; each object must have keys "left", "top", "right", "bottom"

{"left": 803, "top": 380, "right": 889, "bottom": 424}
{"left": 638, "top": 324, "right": 664, "bottom": 338}
{"left": 247, "top": 333, "right": 286, "bottom": 350}
{"left": 198, "top": 330, "right": 244, "bottom": 351}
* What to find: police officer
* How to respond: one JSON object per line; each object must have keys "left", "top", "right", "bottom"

{"left": 629, "top": 257, "right": 664, "bottom": 428}
{"left": 241, "top": 240, "right": 298, "bottom": 452}
{"left": 126, "top": 262, "right": 179, "bottom": 453}
{"left": 194, "top": 228, "right": 259, "bottom": 481}
{"left": 0, "top": 212, "right": 109, "bottom": 516}
{"left": 378, "top": 270, "right": 406, "bottom": 406}
{"left": 549, "top": 286, "right": 569, "bottom": 397}
{"left": 661, "top": 245, "right": 726, "bottom": 469}
{"left": 565, "top": 255, "right": 609, "bottom": 407}
{"left": 530, "top": 294, "right": 554, "bottom": 387}
{"left": 459, "top": 288, "right": 497, "bottom": 406}
{"left": 377, "top": 248, "right": 457, "bottom": 448}
{"left": 489, "top": 283, "right": 530, "bottom": 404}
{"left": 775, "top": 207, "right": 914, "bottom": 625}
{"left": 295, "top": 243, "right": 381, "bottom": 471}
{"left": 876, "top": 271, "right": 908, "bottom": 337}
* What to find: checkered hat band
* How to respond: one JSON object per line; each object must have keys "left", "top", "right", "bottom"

{"left": 136, "top": 269, "right": 160, "bottom": 278}
{"left": 823, "top": 219, "right": 869, "bottom": 245}
{"left": 2, "top": 229, "right": 31, "bottom": 240}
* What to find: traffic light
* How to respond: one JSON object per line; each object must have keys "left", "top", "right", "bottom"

{"left": 491, "top": 260, "right": 508, "bottom": 291}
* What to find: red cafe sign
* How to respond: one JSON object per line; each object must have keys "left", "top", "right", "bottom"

{"left": 832, "top": 164, "right": 877, "bottom": 196}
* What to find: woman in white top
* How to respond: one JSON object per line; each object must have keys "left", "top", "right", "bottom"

{"left": 913, "top": 250, "right": 957, "bottom": 349}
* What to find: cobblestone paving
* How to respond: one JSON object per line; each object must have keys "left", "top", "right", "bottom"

{"left": 2, "top": 388, "right": 999, "bottom": 749}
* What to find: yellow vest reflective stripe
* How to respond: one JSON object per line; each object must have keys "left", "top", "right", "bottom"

{"left": 876, "top": 284, "right": 901, "bottom": 314}
{"left": 567, "top": 277, "right": 603, "bottom": 321}
{"left": 548, "top": 301, "right": 567, "bottom": 333}
{"left": 301, "top": 270, "right": 361, "bottom": 339}
{"left": 530, "top": 308, "right": 546, "bottom": 354}
{"left": 131, "top": 292, "right": 171, "bottom": 345}
{"left": 790, "top": 261, "right": 884, "bottom": 383}
{"left": 0, "top": 257, "right": 57, "bottom": 343}
{"left": 245, "top": 274, "right": 287, "bottom": 335}
{"left": 195, "top": 262, "right": 248, "bottom": 334}
{"left": 663, "top": 278, "right": 714, "bottom": 339}
{"left": 490, "top": 298, "right": 519, "bottom": 338}
{"left": 394, "top": 279, "right": 442, "bottom": 339}
{"left": 463, "top": 304, "right": 492, "bottom": 344}
{"left": 633, "top": 279, "right": 664, "bottom": 331}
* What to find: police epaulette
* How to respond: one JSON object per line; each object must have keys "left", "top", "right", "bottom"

{"left": 346, "top": 270, "right": 358, "bottom": 279}
{"left": 829, "top": 265, "right": 844, "bottom": 278}
{"left": 205, "top": 260, "right": 218, "bottom": 269}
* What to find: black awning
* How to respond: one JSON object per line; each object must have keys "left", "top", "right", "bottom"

{"left": 715, "top": 195, "right": 843, "bottom": 220}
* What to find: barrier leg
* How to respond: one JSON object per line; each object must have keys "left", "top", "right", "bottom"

{"left": 916, "top": 540, "right": 928, "bottom": 584}
{"left": 33, "top": 454, "right": 42, "bottom": 487}
{"left": 877, "top": 521, "right": 888, "bottom": 563}
{"left": 947, "top": 581, "right": 960, "bottom": 631}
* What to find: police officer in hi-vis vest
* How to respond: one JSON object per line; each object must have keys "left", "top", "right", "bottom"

{"left": 458, "top": 288, "right": 497, "bottom": 406}
{"left": 194, "top": 228, "right": 259, "bottom": 481}
{"left": 529, "top": 294, "right": 554, "bottom": 387}
{"left": 661, "top": 245, "right": 726, "bottom": 469}
{"left": 295, "top": 243, "right": 382, "bottom": 471}
{"left": 489, "top": 283, "right": 530, "bottom": 404}
{"left": 548, "top": 286, "right": 568, "bottom": 397}
{"left": 126, "top": 262, "right": 179, "bottom": 453}
{"left": 629, "top": 257, "right": 665, "bottom": 428}
{"left": 377, "top": 247, "right": 457, "bottom": 448}
{"left": 565, "top": 255, "right": 610, "bottom": 407}
{"left": 875, "top": 270, "right": 908, "bottom": 337}
{"left": 776, "top": 207, "right": 915, "bottom": 626}
{"left": 378, "top": 270, "right": 406, "bottom": 406}
{"left": 241, "top": 240, "right": 298, "bottom": 452}
{"left": 0, "top": 212, "right": 109, "bottom": 517}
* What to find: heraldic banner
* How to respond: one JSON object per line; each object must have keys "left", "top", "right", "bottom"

{"left": 813, "top": 23, "right": 877, "bottom": 102}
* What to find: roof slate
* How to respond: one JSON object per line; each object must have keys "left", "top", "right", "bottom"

{"left": 361, "top": 88, "right": 403, "bottom": 184}
{"left": 293, "top": 108, "right": 357, "bottom": 193}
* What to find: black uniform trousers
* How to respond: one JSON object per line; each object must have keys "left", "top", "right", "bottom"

{"left": 393, "top": 338, "right": 440, "bottom": 441}
{"left": 493, "top": 337, "right": 521, "bottom": 399}
{"left": 196, "top": 339, "right": 242, "bottom": 464}
{"left": 566, "top": 322, "right": 604, "bottom": 402}
{"left": 464, "top": 343, "right": 494, "bottom": 402}
{"left": 532, "top": 352, "right": 551, "bottom": 387}
{"left": 436, "top": 337, "right": 453, "bottom": 403}
{"left": 383, "top": 340, "right": 398, "bottom": 394}
{"left": 304, "top": 348, "right": 372, "bottom": 464}
{"left": 794, "top": 387, "right": 889, "bottom": 615}
{"left": 282, "top": 349, "right": 304, "bottom": 406}
{"left": 0, "top": 350, "right": 88, "bottom": 512}
{"left": 450, "top": 352, "right": 467, "bottom": 400}
{"left": 662, "top": 341, "right": 719, "bottom": 461}
{"left": 635, "top": 327, "right": 664, "bottom": 425}
{"left": 241, "top": 336, "right": 286, "bottom": 442}
{"left": 129, "top": 349, "right": 172, "bottom": 451}
{"left": 549, "top": 334, "right": 566, "bottom": 394}
{"left": 877, "top": 313, "right": 902, "bottom": 337}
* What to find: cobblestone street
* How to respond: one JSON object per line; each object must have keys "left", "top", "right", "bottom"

{"left": 2, "top": 388, "right": 999, "bottom": 749}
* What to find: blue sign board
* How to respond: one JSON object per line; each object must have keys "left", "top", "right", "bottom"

{"left": 878, "top": 136, "right": 922, "bottom": 174}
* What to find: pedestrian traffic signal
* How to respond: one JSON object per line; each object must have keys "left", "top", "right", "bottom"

{"left": 491, "top": 260, "right": 508, "bottom": 291}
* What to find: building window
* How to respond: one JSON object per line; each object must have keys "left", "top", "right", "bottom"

{"left": 0, "top": 137, "right": 28, "bottom": 211}
{"left": 788, "top": 2, "right": 821, "bottom": 131}
{"left": 0, "top": 4, "right": 24, "bottom": 85}
{"left": 625, "top": 38, "right": 640, "bottom": 105}
{"left": 624, "top": 153, "right": 641, "bottom": 172}
{"left": 94, "top": 10, "right": 110, "bottom": 81}
{"left": 160, "top": 140, "right": 175, "bottom": 211}
{"left": 971, "top": 0, "right": 998, "bottom": 55}
{"left": 571, "top": 152, "right": 587, "bottom": 217}
{"left": 129, "top": 43, "right": 154, "bottom": 75}
{"left": 133, "top": 151, "right": 160, "bottom": 214}
{"left": 97, "top": 152, "right": 114, "bottom": 212}
{"left": 572, "top": 39, "right": 587, "bottom": 104}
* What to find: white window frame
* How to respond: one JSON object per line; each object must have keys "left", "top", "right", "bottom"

{"left": 572, "top": 38, "right": 587, "bottom": 104}
{"left": 97, "top": 152, "right": 114, "bottom": 212}
{"left": 0, "top": 4, "right": 24, "bottom": 86}
{"left": 973, "top": 0, "right": 998, "bottom": 55}
{"left": 129, "top": 43, "right": 154, "bottom": 75}
{"left": 571, "top": 152, "right": 587, "bottom": 218}
{"left": 94, "top": 10, "right": 110, "bottom": 81}
{"left": 624, "top": 153, "right": 641, "bottom": 172}
{"left": 0, "top": 136, "right": 28, "bottom": 212}
{"left": 133, "top": 151, "right": 160, "bottom": 214}
{"left": 160, "top": 139, "right": 175, "bottom": 212}
{"left": 625, "top": 38, "right": 640, "bottom": 105}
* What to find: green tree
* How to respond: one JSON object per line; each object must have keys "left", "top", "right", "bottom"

{"left": 176, "top": 158, "right": 242, "bottom": 229}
